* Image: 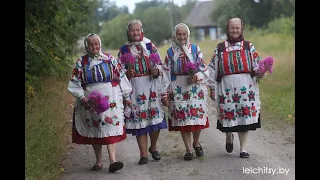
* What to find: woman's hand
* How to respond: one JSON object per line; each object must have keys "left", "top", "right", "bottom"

{"left": 210, "top": 90, "right": 216, "bottom": 101}
{"left": 127, "top": 69, "right": 135, "bottom": 78}
{"left": 161, "top": 97, "right": 169, "bottom": 107}
{"left": 80, "top": 97, "right": 95, "bottom": 112}
{"left": 150, "top": 67, "right": 159, "bottom": 76}
{"left": 124, "top": 99, "right": 132, "bottom": 108}
{"left": 187, "top": 74, "right": 198, "bottom": 84}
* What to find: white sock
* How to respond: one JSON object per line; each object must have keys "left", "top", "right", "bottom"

{"left": 238, "top": 131, "right": 248, "bottom": 152}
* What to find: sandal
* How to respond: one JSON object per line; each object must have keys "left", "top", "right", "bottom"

{"left": 91, "top": 164, "right": 103, "bottom": 171}
{"left": 149, "top": 147, "right": 161, "bottom": 160}
{"left": 183, "top": 152, "right": 193, "bottom": 161}
{"left": 226, "top": 134, "right": 234, "bottom": 153}
{"left": 193, "top": 143, "right": 204, "bottom": 157}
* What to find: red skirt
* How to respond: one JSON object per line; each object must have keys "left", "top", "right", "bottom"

{"left": 168, "top": 117, "right": 210, "bottom": 132}
{"left": 72, "top": 121, "right": 127, "bottom": 145}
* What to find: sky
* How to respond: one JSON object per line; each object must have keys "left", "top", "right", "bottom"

{"left": 115, "top": 0, "right": 189, "bottom": 13}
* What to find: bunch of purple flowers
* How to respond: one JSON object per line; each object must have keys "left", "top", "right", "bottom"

{"left": 120, "top": 53, "right": 135, "bottom": 69}
{"left": 87, "top": 91, "right": 110, "bottom": 113}
{"left": 257, "top": 56, "right": 274, "bottom": 75}
{"left": 149, "top": 53, "right": 161, "bottom": 67}
{"left": 184, "top": 62, "right": 198, "bottom": 77}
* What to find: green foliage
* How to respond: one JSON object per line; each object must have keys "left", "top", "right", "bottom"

{"left": 99, "top": 14, "right": 136, "bottom": 49}
{"left": 211, "top": 0, "right": 295, "bottom": 29}
{"left": 265, "top": 17, "right": 295, "bottom": 36}
{"left": 26, "top": 77, "right": 70, "bottom": 180}
{"left": 25, "top": 0, "right": 98, "bottom": 98}
{"left": 140, "top": 7, "right": 173, "bottom": 45}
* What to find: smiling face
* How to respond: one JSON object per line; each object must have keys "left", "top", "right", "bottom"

{"left": 128, "top": 23, "right": 142, "bottom": 42}
{"left": 86, "top": 35, "right": 100, "bottom": 55}
{"left": 227, "top": 18, "right": 243, "bottom": 40}
{"left": 175, "top": 25, "right": 189, "bottom": 45}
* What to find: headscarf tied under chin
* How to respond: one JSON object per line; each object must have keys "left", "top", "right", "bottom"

{"left": 84, "top": 33, "right": 109, "bottom": 69}
{"left": 84, "top": 33, "right": 108, "bottom": 60}
{"left": 124, "top": 19, "right": 151, "bottom": 57}
{"left": 171, "top": 23, "right": 194, "bottom": 63}
{"left": 226, "top": 17, "right": 244, "bottom": 43}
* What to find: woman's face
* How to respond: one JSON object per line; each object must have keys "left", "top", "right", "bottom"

{"left": 128, "top": 23, "right": 142, "bottom": 42}
{"left": 228, "top": 19, "right": 242, "bottom": 40}
{"left": 175, "top": 26, "right": 188, "bottom": 45}
{"left": 87, "top": 36, "right": 100, "bottom": 55}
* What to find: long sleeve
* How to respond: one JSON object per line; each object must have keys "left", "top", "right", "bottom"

{"left": 120, "top": 75, "right": 132, "bottom": 100}
{"left": 110, "top": 54, "right": 132, "bottom": 100}
{"left": 162, "top": 52, "right": 172, "bottom": 96}
{"left": 207, "top": 46, "right": 219, "bottom": 96}
{"left": 194, "top": 45, "right": 210, "bottom": 84}
{"left": 68, "top": 58, "right": 85, "bottom": 100}
{"left": 150, "top": 43, "right": 170, "bottom": 98}
{"left": 249, "top": 42, "right": 265, "bottom": 79}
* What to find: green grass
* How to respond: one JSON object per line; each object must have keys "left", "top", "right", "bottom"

{"left": 25, "top": 77, "right": 71, "bottom": 180}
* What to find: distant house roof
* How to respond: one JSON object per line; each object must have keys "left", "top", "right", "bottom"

{"left": 184, "top": 0, "right": 216, "bottom": 27}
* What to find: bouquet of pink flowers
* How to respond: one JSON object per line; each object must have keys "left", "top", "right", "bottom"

{"left": 87, "top": 91, "right": 110, "bottom": 113}
{"left": 184, "top": 62, "right": 198, "bottom": 77}
{"left": 120, "top": 53, "right": 135, "bottom": 69}
{"left": 257, "top": 56, "right": 274, "bottom": 75}
{"left": 149, "top": 53, "right": 161, "bottom": 67}
{"left": 149, "top": 53, "right": 161, "bottom": 80}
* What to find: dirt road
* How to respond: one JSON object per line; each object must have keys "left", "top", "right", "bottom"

{"left": 61, "top": 99, "right": 295, "bottom": 180}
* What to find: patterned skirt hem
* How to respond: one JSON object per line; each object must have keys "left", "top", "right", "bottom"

{"left": 168, "top": 117, "right": 210, "bottom": 132}
{"left": 217, "top": 114, "right": 261, "bottom": 132}
{"left": 72, "top": 109, "right": 126, "bottom": 145}
{"left": 126, "top": 117, "right": 168, "bottom": 136}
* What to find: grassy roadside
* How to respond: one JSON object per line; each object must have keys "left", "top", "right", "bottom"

{"left": 25, "top": 77, "right": 73, "bottom": 180}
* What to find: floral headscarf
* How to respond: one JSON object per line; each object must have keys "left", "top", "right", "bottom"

{"left": 84, "top": 33, "right": 108, "bottom": 59}
{"left": 171, "top": 23, "right": 194, "bottom": 63}
{"left": 226, "top": 17, "right": 244, "bottom": 43}
{"left": 124, "top": 19, "right": 151, "bottom": 57}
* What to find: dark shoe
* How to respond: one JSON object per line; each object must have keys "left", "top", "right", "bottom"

{"left": 193, "top": 143, "right": 204, "bottom": 157}
{"left": 183, "top": 152, "right": 193, "bottom": 161}
{"left": 226, "top": 134, "right": 234, "bottom": 153}
{"left": 240, "top": 152, "right": 250, "bottom": 158}
{"left": 108, "top": 162, "right": 123, "bottom": 173}
{"left": 149, "top": 147, "right": 161, "bottom": 160}
{"left": 138, "top": 156, "right": 148, "bottom": 165}
{"left": 91, "top": 164, "right": 103, "bottom": 171}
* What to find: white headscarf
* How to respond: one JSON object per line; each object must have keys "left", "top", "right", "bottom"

{"left": 124, "top": 19, "right": 151, "bottom": 57}
{"left": 84, "top": 33, "right": 109, "bottom": 69}
{"left": 171, "top": 23, "right": 194, "bottom": 63}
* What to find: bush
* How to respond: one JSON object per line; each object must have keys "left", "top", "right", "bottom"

{"left": 265, "top": 16, "right": 295, "bottom": 36}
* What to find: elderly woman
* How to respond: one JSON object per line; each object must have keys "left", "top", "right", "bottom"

{"left": 207, "top": 17, "right": 263, "bottom": 158}
{"left": 162, "top": 23, "right": 210, "bottom": 161}
{"left": 68, "top": 33, "right": 132, "bottom": 172}
{"left": 117, "top": 19, "right": 170, "bottom": 165}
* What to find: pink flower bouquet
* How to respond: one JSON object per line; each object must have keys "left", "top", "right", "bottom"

{"left": 149, "top": 53, "right": 161, "bottom": 79}
{"left": 184, "top": 62, "right": 198, "bottom": 77}
{"left": 120, "top": 53, "right": 135, "bottom": 69}
{"left": 87, "top": 91, "right": 110, "bottom": 113}
{"left": 149, "top": 53, "right": 161, "bottom": 66}
{"left": 257, "top": 56, "right": 274, "bottom": 75}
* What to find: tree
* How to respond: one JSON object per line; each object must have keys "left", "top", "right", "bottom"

{"left": 25, "top": 0, "right": 98, "bottom": 94}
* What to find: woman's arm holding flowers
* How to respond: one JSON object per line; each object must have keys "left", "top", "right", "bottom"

{"left": 194, "top": 45, "right": 210, "bottom": 84}
{"left": 206, "top": 47, "right": 219, "bottom": 101}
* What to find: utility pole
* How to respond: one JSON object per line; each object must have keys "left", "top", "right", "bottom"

{"left": 167, "top": 0, "right": 174, "bottom": 35}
